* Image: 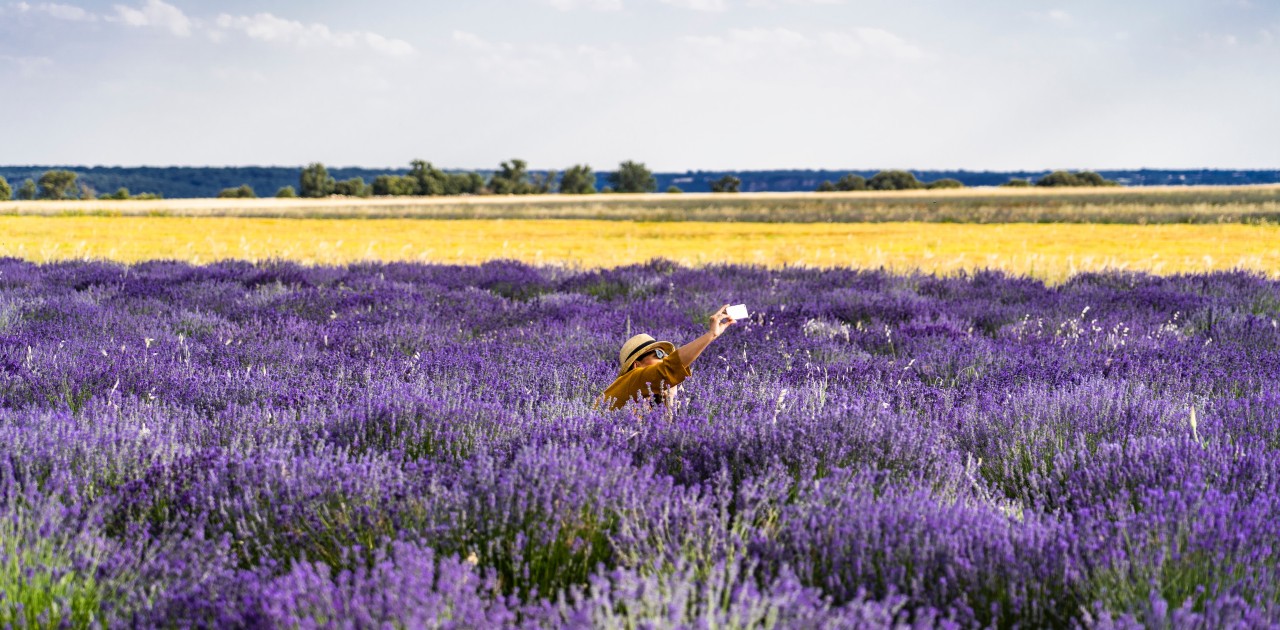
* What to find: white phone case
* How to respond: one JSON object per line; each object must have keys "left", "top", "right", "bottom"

{"left": 726, "top": 304, "right": 748, "bottom": 320}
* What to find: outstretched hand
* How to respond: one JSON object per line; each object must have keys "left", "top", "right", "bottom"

{"left": 709, "top": 304, "right": 738, "bottom": 338}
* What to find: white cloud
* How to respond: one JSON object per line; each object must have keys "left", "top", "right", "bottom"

{"left": 1048, "top": 9, "right": 1071, "bottom": 23}
{"left": 660, "top": 0, "right": 728, "bottom": 12}
{"left": 451, "top": 30, "right": 637, "bottom": 84}
{"left": 213, "top": 12, "right": 415, "bottom": 57}
{"left": 820, "top": 27, "right": 928, "bottom": 60}
{"left": 110, "top": 0, "right": 191, "bottom": 36}
{"left": 10, "top": 1, "right": 96, "bottom": 21}
{"left": 0, "top": 54, "right": 55, "bottom": 77}
{"left": 686, "top": 26, "right": 926, "bottom": 63}
{"left": 747, "top": 0, "right": 845, "bottom": 5}
{"left": 546, "top": 0, "right": 623, "bottom": 10}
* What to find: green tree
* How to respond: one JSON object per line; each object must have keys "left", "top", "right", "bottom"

{"left": 333, "top": 177, "right": 369, "bottom": 197}
{"left": 1000, "top": 178, "right": 1031, "bottom": 188}
{"left": 531, "top": 170, "right": 558, "bottom": 194}
{"left": 834, "top": 174, "right": 867, "bottom": 191}
{"left": 867, "top": 170, "right": 923, "bottom": 191}
{"left": 559, "top": 165, "right": 597, "bottom": 194}
{"left": 218, "top": 184, "right": 257, "bottom": 198}
{"left": 38, "top": 170, "right": 80, "bottom": 200}
{"left": 926, "top": 178, "right": 964, "bottom": 189}
{"left": 372, "top": 175, "right": 417, "bottom": 196}
{"left": 608, "top": 160, "right": 656, "bottom": 193}
{"left": 0, "top": 176, "right": 10, "bottom": 200}
{"left": 17, "top": 179, "right": 37, "bottom": 200}
{"left": 709, "top": 175, "right": 741, "bottom": 193}
{"left": 490, "top": 159, "right": 534, "bottom": 195}
{"left": 103, "top": 187, "right": 131, "bottom": 200}
{"left": 444, "top": 172, "right": 485, "bottom": 195}
{"left": 300, "top": 162, "right": 336, "bottom": 198}
{"left": 276, "top": 186, "right": 298, "bottom": 198}
{"left": 815, "top": 180, "right": 837, "bottom": 192}
{"left": 408, "top": 160, "right": 447, "bottom": 196}
{"left": 666, "top": 185, "right": 683, "bottom": 194}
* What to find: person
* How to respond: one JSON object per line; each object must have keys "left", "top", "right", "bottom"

{"left": 601, "top": 304, "right": 737, "bottom": 410}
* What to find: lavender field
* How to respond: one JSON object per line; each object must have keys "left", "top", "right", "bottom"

{"left": 3, "top": 257, "right": 1280, "bottom": 628}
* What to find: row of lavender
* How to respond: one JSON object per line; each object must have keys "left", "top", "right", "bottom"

{"left": 1, "top": 257, "right": 1278, "bottom": 628}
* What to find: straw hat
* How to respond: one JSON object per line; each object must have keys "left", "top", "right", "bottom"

{"left": 617, "top": 333, "right": 676, "bottom": 375}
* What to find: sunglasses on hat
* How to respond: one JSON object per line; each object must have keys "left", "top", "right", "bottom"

{"left": 639, "top": 348, "right": 667, "bottom": 361}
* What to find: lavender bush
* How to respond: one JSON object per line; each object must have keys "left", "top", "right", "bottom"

{"left": 1, "top": 257, "right": 1278, "bottom": 628}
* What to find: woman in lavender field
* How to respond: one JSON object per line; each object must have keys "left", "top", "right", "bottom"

{"left": 600, "top": 304, "right": 737, "bottom": 410}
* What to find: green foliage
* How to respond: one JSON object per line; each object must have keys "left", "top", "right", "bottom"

{"left": 300, "top": 163, "right": 336, "bottom": 198}
{"left": 0, "top": 176, "right": 10, "bottom": 200}
{"left": 17, "top": 178, "right": 37, "bottom": 200}
{"left": 835, "top": 174, "right": 867, "bottom": 191}
{"left": 530, "top": 169, "right": 558, "bottom": 194}
{"left": 608, "top": 160, "right": 656, "bottom": 193}
{"left": 372, "top": 175, "right": 417, "bottom": 196}
{"left": 600, "top": 186, "right": 615, "bottom": 194}
{"left": 275, "top": 185, "right": 298, "bottom": 198}
{"left": 333, "top": 177, "right": 370, "bottom": 197}
{"left": 1001, "top": 178, "right": 1032, "bottom": 188}
{"left": 490, "top": 159, "right": 537, "bottom": 195}
{"left": 559, "top": 165, "right": 597, "bottom": 194}
{"left": 709, "top": 175, "right": 741, "bottom": 193}
{"left": 37, "top": 170, "right": 80, "bottom": 200}
{"left": 444, "top": 172, "right": 485, "bottom": 195}
{"left": 102, "top": 187, "right": 131, "bottom": 200}
{"left": 815, "top": 180, "right": 837, "bottom": 192}
{"left": 927, "top": 178, "right": 965, "bottom": 189}
{"left": 217, "top": 184, "right": 257, "bottom": 199}
{"left": 867, "top": 170, "right": 923, "bottom": 191}
{"left": 666, "top": 185, "right": 683, "bottom": 194}
{"left": 409, "top": 160, "right": 448, "bottom": 196}
{"left": 1036, "top": 170, "right": 1118, "bottom": 187}
{"left": 1, "top": 514, "right": 107, "bottom": 628}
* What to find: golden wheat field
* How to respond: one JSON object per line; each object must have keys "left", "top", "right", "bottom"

{"left": 2, "top": 215, "right": 1278, "bottom": 282}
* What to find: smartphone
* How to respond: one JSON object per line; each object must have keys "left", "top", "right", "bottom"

{"left": 726, "top": 304, "right": 748, "bottom": 320}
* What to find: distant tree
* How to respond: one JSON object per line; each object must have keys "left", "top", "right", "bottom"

{"left": 531, "top": 170, "right": 558, "bottom": 194}
{"left": 490, "top": 159, "right": 535, "bottom": 195}
{"left": 372, "top": 175, "right": 417, "bottom": 196}
{"left": 834, "top": 174, "right": 867, "bottom": 191}
{"left": 1000, "top": 178, "right": 1031, "bottom": 187}
{"left": 815, "top": 181, "right": 837, "bottom": 192}
{"left": 709, "top": 175, "right": 741, "bottom": 193}
{"left": 218, "top": 184, "right": 257, "bottom": 198}
{"left": 601, "top": 186, "right": 615, "bottom": 194}
{"left": 1075, "top": 171, "right": 1117, "bottom": 186}
{"left": 0, "top": 176, "right": 10, "bottom": 201}
{"left": 80, "top": 184, "right": 96, "bottom": 200}
{"left": 276, "top": 186, "right": 298, "bottom": 198}
{"left": 1035, "top": 170, "right": 1117, "bottom": 187}
{"left": 16, "top": 179, "right": 37, "bottom": 200}
{"left": 333, "top": 177, "right": 369, "bottom": 197}
{"left": 102, "top": 187, "right": 131, "bottom": 200}
{"left": 300, "top": 163, "right": 336, "bottom": 198}
{"left": 926, "top": 178, "right": 964, "bottom": 189}
{"left": 666, "top": 185, "right": 683, "bottom": 194}
{"left": 559, "top": 165, "right": 597, "bottom": 194}
{"left": 444, "top": 172, "right": 485, "bottom": 195}
{"left": 608, "top": 161, "right": 656, "bottom": 193}
{"left": 867, "top": 170, "right": 923, "bottom": 191}
{"left": 408, "top": 160, "right": 448, "bottom": 196}
{"left": 38, "top": 170, "right": 80, "bottom": 200}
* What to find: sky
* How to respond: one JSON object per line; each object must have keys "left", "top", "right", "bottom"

{"left": 1, "top": 0, "right": 1278, "bottom": 171}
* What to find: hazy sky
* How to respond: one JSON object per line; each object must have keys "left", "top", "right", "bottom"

{"left": 2, "top": 0, "right": 1277, "bottom": 171}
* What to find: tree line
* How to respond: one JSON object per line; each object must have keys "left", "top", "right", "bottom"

{"left": 812, "top": 170, "right": 1116, "bottom": 191}
{"left": 0, "top": 165, "right": 1122, "bottom": 201}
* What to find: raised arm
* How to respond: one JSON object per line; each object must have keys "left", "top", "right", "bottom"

{"left": 676, "top": 304, "right": 737, "bottom": 366}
